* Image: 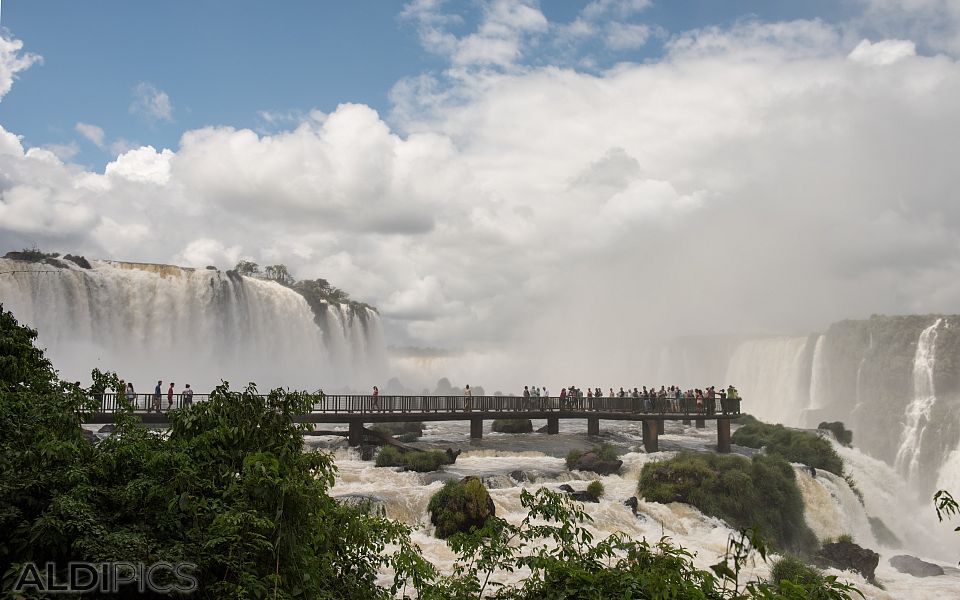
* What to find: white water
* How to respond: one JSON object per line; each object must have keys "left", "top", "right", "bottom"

{"left": 894, "top": 319, "right": 941, "bottom": 484}
{"left": 0, "top": 258, "right": 385, "bottom": 391}
{"left": 314, "top": 420, "right": 960, "bottom": 599}
{"left": 724, "top": 336, "right": 809, "bottom": 425}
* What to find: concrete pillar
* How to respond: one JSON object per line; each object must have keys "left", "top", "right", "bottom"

{"left": 642, "top": 419, "right": 659, "bottom": 453}
{"left": 348, "top": 421, "right": 363, "bottom": 446}
{"left": 657, "top": 419, "right": 665, "bottom": 435}
{"left": 470, "top": 418, "right": 484, "bottom": 439}
{"left": 717, "top": 418, "right": 731, "bottom": 453}
{"left": 547, "top": 416, "right": 560, "bottom": 435}
{"left": 587, "top": 417, "right": 600, "bottom": 436}
{"left": 695, "top": 418, "right": 706, "bottom": 429}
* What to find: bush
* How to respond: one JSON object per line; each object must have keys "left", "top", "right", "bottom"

{"left": 397, "top": 432, "right": 419, "bottom": 443}
{"left": 427, "top": 477, "right": 495, "bottom": 539}
{"left": 770, "top": 555, "right": 824, "bottom": 588}
{"left": 586, "top": 480, "right": 605, "bottom": 500}
{"left": 732, "top": 421, "right": 845, "bottom": 476}
{"left": 565, "top": 448, "right": 583, "bottom": 470}
{"left": 492, "top": 419, "right": 533, "bottom": 433}
{"left": 375, "top": 445, "right": 404, "bottom": 467}
{"left": 733, "top": 413, "right": 759, "bottom": 425}
{"left": 405, "top": 450, "right": 447, "bottom": 473}
{"left": 638, "top": 451, "right": 819, "bottom": 555}
{"left": 375, "top": 447, "right": 447, "bottom": 472}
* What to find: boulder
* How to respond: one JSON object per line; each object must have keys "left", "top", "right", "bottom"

{"left": 624, "top": 496, "right": 639, "bottom": 515}
{"left": 428, "top": 476, "right": 496, "bottom": 539}
{"left": 492, "top": 419, "right": 533, "bottom": 433}
{"left": 510, "top": 469, "right": 531, "bottom": 483}
{"left": 334, "top": 494, "right": 387, "bottom": 516}
{"left": 889, "top": 555, "right": 944, "bottom": 578}
{"left": 570, "top": 451, "right": 622, "bottom": 476}
{"left": 556, "top": 484, "right": 599, "bottom": 503}
{"left": 815, "top": 540, "right": 879, "bottom": 583}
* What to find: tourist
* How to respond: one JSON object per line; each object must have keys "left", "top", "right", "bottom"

{"left": 183, "top": 384, "right": 194, "bottom": 406}
{"left": 464, "top": 384, "right": 472, "bottom": 412}
{"left": 125, "top": 382, "right": 136, "bottom": 407}
{"left": 167, "top": 382, "right": 175, "bottom": 410}
{"left": 153, "top": 380, "right": 162, "bottom": 413}
{"left": 371, "top": 385, "right": 380, "bottom": 411}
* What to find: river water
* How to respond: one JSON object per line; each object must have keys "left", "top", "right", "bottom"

{"left": 312, "top": 418, "right": 960, "bottom": 600}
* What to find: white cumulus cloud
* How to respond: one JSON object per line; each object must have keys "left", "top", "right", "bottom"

{"left": 130, "top": 82, "right": 173, "bottom": 123}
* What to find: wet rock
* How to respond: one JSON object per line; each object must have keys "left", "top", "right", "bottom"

{"left": 492, "top": 419, "right": 533, "bottom": 433}
{"left": 624, "top": 496, "right": 639, "bottom": 515}
{"left": 481, "top": 474, "right": 515, "bottom": 489}
{"left": 558, "top": 484, "right": 575, "bottom": 493}
{"left": 63, "top": 254, "right": 92, "bottom": 269}
{"left": 97, "top": 424, "right": 116, "bottom": 434}
{"left": 868, "top": 516, "right": 901, "bottom": 547}
{"left": 889, "top": 555, "right": 944, "bottom": 578}
{"left": 557, "top": 484, "right": 598, "bottom": 503}
{"left": 569, "top": 451, "right": 622, "bottom": 476}
{"left": 815, "top": 540, "right": 879, "bottom": 583}
{"left": 358, "top": 444, "right": 377, "bottom": 461}
{"left": 509, "top": 469, "right": 531, "bottom": 483}
{"left": 80, "top": 428, "right": 97, "bottom": 444}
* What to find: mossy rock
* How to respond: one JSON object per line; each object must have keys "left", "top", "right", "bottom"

{"left": 492, "top": 419, "right": 533, "bottom": 433}
{"left": 374, "top": 446, "right": 450, "bottom": 472}
{"left": 732, "top": 421, "right": 844, "bottom": 476}
{"left": 638, "top": 451, "right": 818, "bottom": 555}
{"left": 372, "top": 421, "right": 424, "bottom": 437}
{"left": 428, "top": 476, "right": 496, "bottom": 539}
{"left": 817, "top": 421, "right": 853, "bottom": 446}
{"left": 566, "top": 443, "right": 622, "bottom": 475}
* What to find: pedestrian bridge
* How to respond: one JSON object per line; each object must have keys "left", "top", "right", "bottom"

{"left": 89, "top": 394, "right": 742, "bottom": 453}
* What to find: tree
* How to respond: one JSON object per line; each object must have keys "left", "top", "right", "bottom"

{"left": 264, "top": 264, "right": 294, "bottom": 286}
{"left": 233, "top": 260, "right": 260, "bottom": 277}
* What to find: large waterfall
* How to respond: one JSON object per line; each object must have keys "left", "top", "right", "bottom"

{"left": 0, "top": 258, "right": 386, "bottom": 391}
{"left": 713, "top": 316, "right": 960, "bottom": 498}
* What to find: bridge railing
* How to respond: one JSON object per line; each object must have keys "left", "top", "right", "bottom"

{"left": 91, "top": 393, "right": 741, "bottom": 417}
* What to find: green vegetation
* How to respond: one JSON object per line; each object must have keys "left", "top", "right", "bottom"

{"left": 586, "top": 480, "right": 605, "bottom": 501}
{"left": 427, "top": 478, "right": 495, "bottom": 539}
{"left": 732, "top": 413, "right": 759, "bottom": 425}
{"left": 373, "top": 421, "right": 424, "bottom": 437}
{"left": 375, "top": 446, "right": 449, "bottom": 472}
{"left": 818, "top": 422, "right": 853, "bottom": 447}
{"left": 732, "top": 421, "right": 845, "bottom": 476}
{"left": 0, "top": 305, "right": 422, "bottom": 599}
{"left": 492, "top": 418, "right": 533, "bottom": 433}
{"left": 638, "top": 452, "right": 819, "bottom": 555}
{"left": 770, "top": 555, "right": 824, "bottom": 589}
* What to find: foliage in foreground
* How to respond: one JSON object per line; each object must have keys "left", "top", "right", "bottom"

{"left": 0, "top": 305, "right": 427, "bottom": 599}
{"left": 638, "top": 451, "right": 819, "bottom": 555}
{"left": 732, "top": 422, "right": 845, "bottom": 476}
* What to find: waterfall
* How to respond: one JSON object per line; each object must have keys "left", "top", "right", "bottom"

{"left": 0, "top": 258, "right": 386, "bottom": 391}
{"left": 723, "top": 337, "right": 810, "bottom": 425}
{"left": 893, "top": 319, "right": 941, "bottom": 484}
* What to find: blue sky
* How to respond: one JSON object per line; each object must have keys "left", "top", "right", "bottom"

{"left": 2, "top": 0, "right": 856, "bottom": 168}
{"left": 2, "top": 0, "right": 960, "bottom": 373}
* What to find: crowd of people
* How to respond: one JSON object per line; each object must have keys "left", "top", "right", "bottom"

{"left": 515, "top": 384, "right": 740, "bottom": 412}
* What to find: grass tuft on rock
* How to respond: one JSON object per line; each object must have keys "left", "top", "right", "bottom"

{"left": 732, "top": 421, "right": 844, "bottom": 476}
{"left": 638, "top": 451, "right": 818, "bottom": 555}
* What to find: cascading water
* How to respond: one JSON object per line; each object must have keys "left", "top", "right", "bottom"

{"left": 893, "top": 319, "right": 941, "bottom": 485}
{"left": 723, "top": 336, "right": 810, "bottom": 425}
{"left": 0, "top": 258, "right": 386, "bottom": 390}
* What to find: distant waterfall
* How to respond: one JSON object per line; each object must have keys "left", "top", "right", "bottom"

{"left": 0, "top": 259, "right": 386, "bottom": 391}
{"left": 724, "top": 337, "right": 810, "bottom": 425}
{"left": 894, "top": 319, "right": 941, "bottom": 483}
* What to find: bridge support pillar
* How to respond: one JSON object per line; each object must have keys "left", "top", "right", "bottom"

{"left": 695, "top": 418, "right": 706, "bottom": 429}
{"left": 546, "top": 417, "right": 560, "bottom": 435}
{"left": 470, "top": 418, "right": 484, "bottom": 439}
{"left": 348, "top": 421, "right": 363, "bottom": 447}
{"left": 587, "top": 417, "right": 600, "bottom": 436}
{"left": 642, "top": 419, "right": 659, "bottom": 453}
{"left": 717, "top": 418, "right": 731, "bottom": 453}
{"left": 657, "top": 419, "right": 665, "bottom": 435}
